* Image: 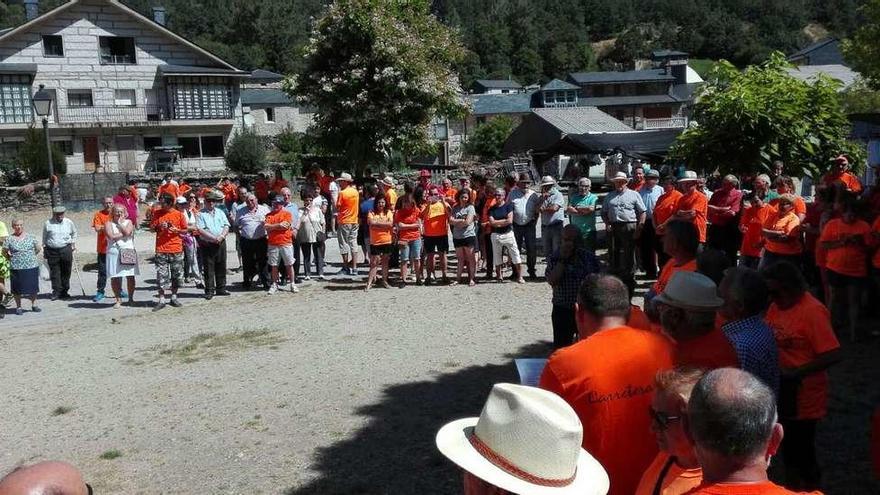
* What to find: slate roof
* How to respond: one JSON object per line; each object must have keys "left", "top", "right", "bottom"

{"left": 568, "top": 69, "right": 676, "bottom": 85}
{"left": 0, "top": 63, "right": 37, "bottom": 74}
{"left": 785, "top": 65, "right": 859, "bottom": 90}
{"left": 467, "top": 91, "right": 536, "bottom": 116}
{"left": 652, "top": 49, "right": 688, "bottom": 58}
{"left": 474, "top": 79, "right": 523, "bottom": 90}
{"left": 250, "top": 69, "right": 284, "bottom": 82}
{"left": 159, "top": 64, "right": 250, "bottom": 76}
{"left": 577, "top": 94, "right": 680, "bottom": 107}
{"left": 541, "top": 79, "right": 580, "bottom": 91}
{"left": 532, "top": 107, "right": 633, "bottom": 134}
{"left": 241, "top": 89, "right": 294, "bottom": 106}
{"left": 788, "top": 38, "right": 837, "bottom": 60}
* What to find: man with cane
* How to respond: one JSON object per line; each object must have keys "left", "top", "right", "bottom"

{"left": 42, "top": 206, "right": 77, "bottom": 300}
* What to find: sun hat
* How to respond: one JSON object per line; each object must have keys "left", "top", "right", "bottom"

{"left": 336, "top": 172, "right": 353, "bottom": 183}
{"left": 654, "top": 271, "right": 724, "bottom": 310}
{"left": 206, "top": 190, "right": 225, "bottom": 201}
{"left": 272, "top": 195, "right": 285, "bottom": 204}
{"left": 610, "top": 171, "right": 628, "bottom": 182}
{"left": 539, "top": 175, "right": 557, "bottom": 187}
{"left": 436, "top": 383, "right": 609, "bottom": 495}
{"left": 175, "top": 196, "right": 188, "bottom": 204}
{"left": 645, "top": 169, "right": 660, "bottom": 178}
{"left": 677, "top": 170, "right": 700, "bottom": 182}
{"left": 52, "top": 206, "right": 66, "bottom": 214}
{"left": 419, "top": 169, "right": 432, "bottom": 178}
{"left": 382, "top": 176, "right": 395, "bottom": 187}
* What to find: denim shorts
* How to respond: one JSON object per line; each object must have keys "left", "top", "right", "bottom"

{"left": 398, "top": 238, "right": 422, "bottom": 261}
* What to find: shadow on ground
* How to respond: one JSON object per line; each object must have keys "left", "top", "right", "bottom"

{"left": 284, "top": 340, "right": 554, "bottom": 495}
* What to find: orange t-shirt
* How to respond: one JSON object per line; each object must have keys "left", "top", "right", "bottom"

{"left": 336, "top": 186, "right": 359, "bottom": 225}
{"left": 540, "top": 326, "right": 675, "bottom": 495}
{"left": 682, "top": 480, "right": 822, "bottom": 494}
{"left": 629, "top": 304, "right": 652, "bottom": 332}
{"left": 368, "top": 211, "right": 393, "bottom": 245}
{"left": 481, "top": 196, "right": 497, "bottom": 225}
{"left": 676, "top": 191, "right": 709, "bottom": 242}
{"left": 653, "top": 258, "right": 698, "bottom": 294}
{"left": 157, "top": 182, "right": 179, "bottom": 200}
{"left": 635, "top": 453, "right": 703, "bottom": 495}
{"left": 820, "top": 218, "right": 871, "bottom": 277}
{"left": 422, "top": 201, "right": 449, "bottom": 237}
{"left": 271, "top": 178, "right": 288, "bottom": 194}
{"left": 443, "top": 187, "right": 458, "bottom": 205}
{"left": 674, "top": 328, "right": 739, "bottom": 370}
{"left": 872, "top": 217, "right": 880, "bottom": 269}
{"left": 265, "top": 209, "right": 293, "bottom": 246}
{"left": 384, "top": 188, "right": 398, "bottom": 211}
{"left": 770, "top": 196, "right": 806, "bottom": 217}
{"left": 150, "top": 208, "right": 187, "bottom": 254}
{"left": 178, "top": 183, "right": 191, "bottom": 197}
{"left": 221, "top": 183, "right": 237, "bottom": 203}
{"left": 394, "top": 207, "right": 422, "bottom": 242}
{"left": 762, "top": 210, "right": 802, "bottom": 255}
{"left": 822, "top": 171, "right": 863, "bottom": 193}
{"left": 766, "top": 293, "right": 839, "bottom": 420}
{"left": 739, "top": 204, "right": 776, "bottom": 258}
{"left": 92, "top": 210, "right": 111, "bottom": 254}
{"left": 654, "top": 190, "right": 683, "bottom": 229}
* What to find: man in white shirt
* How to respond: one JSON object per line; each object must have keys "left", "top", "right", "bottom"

{"left": 42, "top": 206, "right": 77, "bottom": 300}
{"left": 507, "top": 173, "right": 541, "bottom": 278}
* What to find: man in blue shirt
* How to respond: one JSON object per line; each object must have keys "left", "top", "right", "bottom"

{"left": 545, "top": 225, "right": 600, "bottom": 347}
{"left": 638, "top": 169, "right": 664, "bottom": 278}
{"left": 197, "top": 190, "right": 231, "bottom": 299}
{"left": 538, "top": 176, "right": 566, "bottom": 261}
{"left": 508, "top": 173, "right": 541, "bottom": 278}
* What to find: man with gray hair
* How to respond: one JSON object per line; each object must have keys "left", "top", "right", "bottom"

{"left": 707, "top": 174, "right": 743, "bottom": 266}
{"left": 507, "top": 173, "right": 540, "bottom": 278}
{"left": 753, "top": 174, "right": 779, "bottom": 202}
{"left": 685, "top": 368, "right": 810, "bottom": 494}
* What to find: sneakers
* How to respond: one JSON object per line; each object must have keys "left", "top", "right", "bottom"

{"left": 169, "top": 298, "right": 182, "bottom": 308}
{"left": 92, "top": 291, "right": 105, "bottom": 303}
{"left": 153, "top": 301, "right": 166, "bottom": 311}
{"left": 289, "top": 283, "right": 299, "bottom": 293}
{"left": 120, "top": 290, "right": 129, "bottom": 299}
{"left": 268, "top": 284, "right": 279, "bottom": 295}
{"left": 303, "top": 275, "right": 311, "bottom": 281}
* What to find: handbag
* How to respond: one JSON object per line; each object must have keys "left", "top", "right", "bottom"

{"left": 119, "top": 247, "right": 138, "bottom": 265}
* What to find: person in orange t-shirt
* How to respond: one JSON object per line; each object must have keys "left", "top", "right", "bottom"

{"left": 271, "top": 170, "right": 289, "bottom": 196}
{"left": 635, "top": 368, "right": 705, "bottom": 495}
{"left": 178, "top": 181, "right": 191, "bottom": 197}
{"left": 820, "top": 199, "right": 871, "bottom": 341}
{"left": 265, "top": 196, "right": 297, "bottom": 294}
{"left": 647, "top": 221, "right": 699, "bottom": 317}
{"left": 762, "top": 261, "right": 841, "bottom": 490}
{"left": 394, "top": 194, "right": 423, "bottom": 286}
{"left": 760, "top": 194, "right": 802, "bottom": 269}
{"left": 653, "top": 175, "right": 683, "bottom": 267}
{"left": 149, "top": 193, "right": 188, "bottom": 309}
{"left": 365, "top": 197, "right": 394, "bottom": 290}
{"left": 157, "top": 174, "right": 179, "bottom": 200}
{"left": 540, "top": 274, "right": 675, "bottom": 495}
{"left": 218, "top": 177, "right": 238, "bottom": 208}
{"left": 683, "top": 368, "right": 823, "bottom": 495}
{"left": 673, "top": 172, "right": 709, "bottom": 243}
{"left": 738, "top": 192, "right": 776, "bottom": 269}
{"left": 821, "top": 155, "right": 863, "bottom": 194}
{"left": 770, "top": 176, "right": 806, "bottom": 221}
{"left": 422, "top": 187, "right": 451, "bottom": 284}
{"left": 253, "top": 173, "right": 270, "bottom": 204}
{"left": 91, "top": 197, "right": 114, "bottom": 301}
{"left": 335, "top": 174, "right": 361, "bottom": 276}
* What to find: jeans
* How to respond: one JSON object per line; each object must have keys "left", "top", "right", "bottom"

{"left": 183, "top": 240, "right": 202, "bottom": 283}
{"left": 399, "top": 238, "right": 423, "bottom": 260}
{"left": 707, "top": 221, "right": 741, "bottom": 266}
{"left": 513, "top": 221, "right": 537, "bottom": 275}
{"left": 551, "top": 305, "right": 577, "bottom": 348}
{"left": 542, "top": 221, "right": 563, "bottom": 259}
{"left": 240, "top": 236, "right": 268, "bottom": 288}
{"left": 609, "top": 222, "right": 637, "bottom": 275}
{"left": 299, "top": 242, "right": 324, "bottom": 276}
{"left": 198, "top": 239, "right": 227, "bottom": 294}
{"left": 96, "top": 253, "right": 107, "bottom": 292}
{"left": 638, "top": 219, "right": 658, "bottom": 278}
{"left": 45, "top": 245, "right": 73, "bottom": 297}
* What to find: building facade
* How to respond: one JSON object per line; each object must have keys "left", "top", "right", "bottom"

{"left": 241, "top": 69, "right": 314, "bottom": 137}
{"left": 0, "top": 0, "right": 249, "bottom": 174}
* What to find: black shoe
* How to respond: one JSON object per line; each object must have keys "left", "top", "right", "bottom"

{"left": 60, "top": 293, "right": 72, "bottom": 301}
{"left": 153, "top": 302, "right": 166, "bottom": 311}
{"left": 216, "top": 290, "right": 231, "bottom": 296}
{"left": 205, "top": 293, "right": 214, "bottom": 300}
{"left": 195, "top": 283, "right": 205, "bottom": 290}
{"left": 51, "top": 293, "right": 59, "bottom": 301}
{"left": 169, "top": 299, "right": 182, "bottom": 308}
{"left": 528, "top": 271, "right": 537, "bottom": 279}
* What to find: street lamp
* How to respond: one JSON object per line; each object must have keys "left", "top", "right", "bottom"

{"left": 32, "top": 84, "right": 56, "bottom": 208}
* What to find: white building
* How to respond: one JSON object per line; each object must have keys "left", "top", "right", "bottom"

{"left": 0, "top": 0, "right": 250, "bottom": 173}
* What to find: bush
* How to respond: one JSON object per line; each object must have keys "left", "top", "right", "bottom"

{"left": 17, "top": 126, "right": 67, "bottom": 180}
{"left": 464, "top": 116, "right": 516, "bottom": 161}
{"left": 225, "top": 131, "right": 268, "bottom": 174}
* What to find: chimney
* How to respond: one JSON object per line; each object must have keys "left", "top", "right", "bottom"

{"left": 24, "top": 0, "right": 39, "bottom": 21}
{"left": 152, "top": 6, "right": 166, "bottom": 26}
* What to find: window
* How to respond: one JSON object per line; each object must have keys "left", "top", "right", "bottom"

{"left": 265, "top": 107, "right": 275, "bottom": 123}
{"left": 67, "top": 90, "right": 93, "bottom": 107}
{"left": 114, "top": 89, "right": 136, "bottom": 106}
{"left": 167, "top": 76, "right": 233, "bottom": 120}
{"left": 178, "top": 137, "right": 200, "bottom": 158}
{"left": 143, "top": 136, "right": 162, "bottom": 150}
{"left": 99, "top": 36, "right": 136, "bottom": 65}
{"left": 200, "top": 136, "right": 224, "bottom": 157}
{"left": 42, "top": 35, "right": 63, "bottom": 57}
{"left": 566, "top": 91, "right": 577, "bottom": 103}
{"left": 0, "top": 75, "right": 32, "bottom": 124}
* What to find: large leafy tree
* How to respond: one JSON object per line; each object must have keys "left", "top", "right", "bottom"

{"left": 843, "top": 0, "right": 880, "bottom": 89}
{"left": 671, "top": 52, "right": 865, "bottom": 178}
{"left": 288, "top": 0, "right": 467, "bottom": 174}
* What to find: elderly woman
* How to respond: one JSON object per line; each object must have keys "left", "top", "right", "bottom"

{"left": 180, "top": 195, "right": 203, "bottom": 288}
{"left": 3, "top": 219, "right": 41, "bottom": 315}
{"left": 104, "top": 204, "right": 139, "bottom": 308}
{"left": 760, "top": 193, "right": 802, "bottom": 270}
{"left": 0, "top": 218, "right": 9, "bottom": 314}
{"left": 297, "top": 187, "right": 326, "bottom": 280}
{"left": 772, "top": 176, "right": 807, "bottom": 222}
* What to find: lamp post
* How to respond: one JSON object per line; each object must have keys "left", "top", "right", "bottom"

{"left": 32, "top": 84, "right": 56, "bottom": 208}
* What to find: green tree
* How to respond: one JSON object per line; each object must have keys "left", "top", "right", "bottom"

{"left": 289, "top": 0, "right": 467, "bottom": 174}
{"left": 842, "top": 0, "right": 880, "bottom": 89}
{"left": 225, "top": 131, "right": 268, "bottom": 174}
{"left": 671, "top": 53, "right": 865, "bottom": 178}
{"left": 17, "top": 126, "right": 67, "bottom": 180}
{"left": 840, "top": 79, "right": 880, "bottom": 113}
{"left": 464, "top": 116, "right": 516, "bottom": 161}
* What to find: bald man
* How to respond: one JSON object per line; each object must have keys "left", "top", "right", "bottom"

{"left": 0, "top": 461, "right": 90, "bottom": 495}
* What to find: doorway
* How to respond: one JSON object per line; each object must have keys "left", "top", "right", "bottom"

{"left": 82, "top": 136, "right": 99, "bottom": 172}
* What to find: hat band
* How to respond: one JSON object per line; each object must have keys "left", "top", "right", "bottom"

{"left": 468, "top": 432, "right": 576, "bottom": 488}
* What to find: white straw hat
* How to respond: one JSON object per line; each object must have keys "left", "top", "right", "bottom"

{"left": 677, "top": 170, "right": 700, "bottom": 182}
{"left": 610, "top": 171, "right": 628, "bottom": 182}
{"left": 654, "top": 271, "right": 723, "bottom": 310}
{"left": 336, "top": 172, "right": 353, "bottom": 182}
{"left": 539, "top": 176, "right": 557, "bottom": 187}
{"left": 436, "top": 383, "right": 609, "bottom": 495}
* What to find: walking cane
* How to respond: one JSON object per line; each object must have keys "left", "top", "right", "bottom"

{"left": 72, "top": 255, "right": 87, "bottom": 297}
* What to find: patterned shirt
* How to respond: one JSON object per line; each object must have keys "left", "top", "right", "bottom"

{"left": 545, "top": 249, "right": 600, "bottom": 307}
{"left": 5, "top": 234, "right": 39, "bottom": 270}
{"left": 722, "top": 316, "right": 780, "bottom": 393}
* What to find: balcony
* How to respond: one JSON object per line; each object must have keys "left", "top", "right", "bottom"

{"left": 51, "top": 105, "right": 234, "bottom": 127}
{"left": 635, "top": 116, "right": 688, "bottom": 130}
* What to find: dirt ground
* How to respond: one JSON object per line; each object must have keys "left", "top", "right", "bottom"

{"left": 0, "top": 207, "right": 877, "bottom": 494}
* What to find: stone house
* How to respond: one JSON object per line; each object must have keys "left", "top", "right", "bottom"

{"left": 0, "top": 0, "right": 250, "bottom": 174}
{"left": 241, "top": 69, "right": 314, "bottom": 137}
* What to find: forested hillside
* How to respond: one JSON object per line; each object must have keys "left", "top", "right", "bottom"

{"left": 0, "top": 0, "right": 868, "bottom": 85}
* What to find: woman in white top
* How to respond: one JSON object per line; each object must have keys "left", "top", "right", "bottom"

{"left": 104, "top": 204, "right": 140, "bottom": 308}
{"left": 297, "top": 188, "right": 327, "bottom": 280}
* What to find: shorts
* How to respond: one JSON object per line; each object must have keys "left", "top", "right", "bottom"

{"left": 826, "top": 269, "right": 865, "bottom": 288}
{"left": 491, "top": 230, "right": 522, "bottom": 267}
{"left": 453, "top": 236, "right": 477, "bottom": 249}
{"left": 370, "top": 243, "right": 394, "bottom": 256}
{"left": 268, "top": 244, "right": 295, "bottom": 266}
{"left": 424, "top": 235, "right": 449, "bottom": 254}
{"left": 398, "top": 238, "right": 422, "bottom": 260}
{"left": 154, "top": 252, "right": 184, "bottom": 290}
{"left": 357, "top": 223, "right": 369, "bottom": 246}
{"left": 337, "top": 223, "right": 359, "bottom": 255}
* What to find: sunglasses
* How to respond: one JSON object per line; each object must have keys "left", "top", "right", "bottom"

{"left": 649, "top": 407, "right": 681, "bottom": 430}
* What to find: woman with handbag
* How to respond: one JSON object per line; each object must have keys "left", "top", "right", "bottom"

{"left": 297, "top": 188, "right": 326, "bottom": 280}
{"left": 105, "top": 204, "right": 139, "bottom": 308}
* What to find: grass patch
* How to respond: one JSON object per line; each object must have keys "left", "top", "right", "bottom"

{"left": 443, "top": 360, "right": 461, "bottom": 368}
{"left": 99, "top": 449, "right": 122, "bottom": 460}
{"left": 51, "top": 406, "right": 73, "bottom": 416}
{"left": 500, "top": 314, "right": 511, "bottom": 320}
{"left": 127, "top": 328, "right": 286, "bottom": 365}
